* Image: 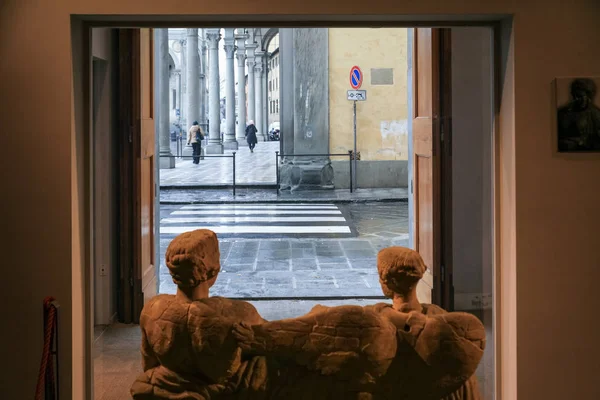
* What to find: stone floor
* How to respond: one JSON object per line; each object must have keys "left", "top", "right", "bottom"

{"left": 159, "top": 201, "right": 409, "bottom": 298}
{"left": 160, "top": 140, "right": 279, "bottom": 187}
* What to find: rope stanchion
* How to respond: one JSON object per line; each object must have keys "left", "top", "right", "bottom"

{"left": 35, "top": 297, "right": 59, "bottom": 400}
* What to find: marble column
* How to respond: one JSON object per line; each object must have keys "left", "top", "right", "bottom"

{"left": 254, "top": 50, "right": 267, "bottom": 141}
{"left": 205, "top": 28, "right": 224, "bottom": 154}
{"left": 223, "top": 28, "right": 238, "bottom": 150}
{"left": 262, "top": 52, "right": 270, "bottom": 136}
{"left": 180, "top": 38, "right": 188, "bottom": 132}
{"left": 235, "top": 29, "right": 248, "bottom": 143}
{"left": 184, "top": 28, "right": 200, "bottom": 157}
{"left": 199, "top": 29, "right": 209, "bottom": 136}
{"left": 156, "top": 29, "right": 175, "bottom": 168}
{"left": 245, "top": 41, "right": 257, "bottom": 125}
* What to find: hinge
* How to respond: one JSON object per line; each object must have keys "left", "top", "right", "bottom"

{"left": 410, "top": 179, "right": 413, "bottom": 194}
{"left": 440, "top": 265, "right": 445, "bottom": 282}
{"left": 440, "top": 122, "right": 444, "bottom": 142}
{"left": 129, "top": 276, "right": 134, "bottom": 287}
{"left": 129, "top": 126, "right": 133, "bottom": 143}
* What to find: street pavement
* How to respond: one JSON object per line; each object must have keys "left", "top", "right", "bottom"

{"left": 159, "top": 201, "right": 409, "bottom": 298}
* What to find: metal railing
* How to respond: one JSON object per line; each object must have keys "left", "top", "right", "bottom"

{"left": 275, "top": 150, "right": 354, "bottom": 194}
{"left": 160, "top": 152, "right": 237, "bottom": 196}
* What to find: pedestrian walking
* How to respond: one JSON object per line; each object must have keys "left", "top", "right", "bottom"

{"left": 187, "top": 120, "right": 205, "bottom": 164}
{"left": 245, "top": 120, "right": 258, "bottom": 153}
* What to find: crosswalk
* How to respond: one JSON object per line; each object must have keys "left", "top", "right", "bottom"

{"left": 160, "top": 203, "right": 355, "bottom": 238}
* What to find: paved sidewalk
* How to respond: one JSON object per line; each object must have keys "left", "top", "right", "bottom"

{"left": 160, "top": 141, "right": 279, "bottom": 187}
{"left": 159, "top": 202, "right": 410, "bottom": 298}
{"left": 160, "top": 187, "right": 409, "bottom": 204}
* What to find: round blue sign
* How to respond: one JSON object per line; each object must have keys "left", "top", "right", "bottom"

{"left": 350, "top": 66, "right": 363, "bottom": 89}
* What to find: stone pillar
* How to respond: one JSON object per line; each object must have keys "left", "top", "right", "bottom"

{"left": 205, "top": 29, "right": 224, "bottom": 154}
{"left": 279, "top": 28, "right": 332, "bottom": 190}
{"left": 156, "top": 29, "right": 175, "bottom": 169}
{"left": 254, "top": 50, "right": 267, "bottom": 142}
{"left": 245, "top": 40, "right": 257, "bottom": 125}
{"left": 199, "top": 29, "right": 209, "bottom": 136}
{"left": 223, "top": 28, "right": 238, "bottom": 150}
{"left": 235, "top": 29, "right": 248, "bottom": 143}
{"left": 180, "top": 38, "right": 188, "bottom": 131}
{"left": 262, "top": 52, "right": 270, "bottom": 136}
{"left": 280, "top": 28, "right": 295, "bottom": 157}
{"left": 184, "top": 28, "right": 200, "bottom": 158}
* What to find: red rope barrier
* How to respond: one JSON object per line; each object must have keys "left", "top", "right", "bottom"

{"left": 35, "top": 297, "right": 58, "bottom": 400}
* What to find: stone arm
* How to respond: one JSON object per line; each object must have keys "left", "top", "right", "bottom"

{"left": 233, "top": 313, "right": 318, "bottom": 358}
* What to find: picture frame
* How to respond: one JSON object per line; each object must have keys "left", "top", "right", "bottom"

{"left": 555, "top": 76, "right": 600, "bottom": 152}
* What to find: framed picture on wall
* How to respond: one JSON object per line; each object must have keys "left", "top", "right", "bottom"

{"left": 556, "top": 76, "right": 600, "bottom": 152}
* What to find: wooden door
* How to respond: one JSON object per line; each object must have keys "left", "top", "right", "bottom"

{"left": 117, "top": 28, "right": 157, "bottom": 323}
{"left": 412, "top": 28, "right": 452, "bottom": 308}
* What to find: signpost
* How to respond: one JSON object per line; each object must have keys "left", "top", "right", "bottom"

{"left": 348, "top": 66, "right": 366, "bottom": 190}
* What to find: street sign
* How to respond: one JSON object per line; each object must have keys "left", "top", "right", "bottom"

{"left": 349, "top": 66, "right": 363, "bottom": 89}
{"left": 347, "top": 90, "right": 367, "bottom": 101}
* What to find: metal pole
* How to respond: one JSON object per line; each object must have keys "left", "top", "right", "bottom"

{"left": 275, "top": 151, "right": 280, "bottom": 194}
{"left": 353, "top": 100, "right": 358, "bottom": 190}
{"left": 232, "top": 152, "right": 236, "bottom": 196}
{"left": 348, "top": 150, "right": 353, "bottom": 193}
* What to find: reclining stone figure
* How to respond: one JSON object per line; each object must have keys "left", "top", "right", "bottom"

{"left": 232, "top": 246, "right": 485, "bottom": 399}
{"left": 130, "top": 229, "right": 269, "bottom": 400}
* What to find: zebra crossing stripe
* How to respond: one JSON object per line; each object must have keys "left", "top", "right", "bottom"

{"left": 161, "top": 216, "right": 347, "bottom": 223}
{"left": 171, "top": 210, "right": 342, "bottom": 215}
{"left": 181, "top": 204, "right": 337, "bottom": 209}
{"left": 160, "top": 226, "right": 352, "bottom": 234}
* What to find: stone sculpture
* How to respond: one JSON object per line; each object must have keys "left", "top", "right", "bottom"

{"left": 233, "top": 246, "right": 486, "bottom": 399}
{"left": 131, "top": 229, "right": 485, "bottom": 400}
{"left": 130, "top": 229, "right": 269, "bottom": 399}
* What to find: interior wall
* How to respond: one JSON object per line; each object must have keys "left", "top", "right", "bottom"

{"left": 91, "top": 28, "right": 118, "bottom": 326}
{"left": 450, "top": 27, "right": 493, "bottom": 308}
{"left": 1, "top": 1, "right": 600, "bottom": 400}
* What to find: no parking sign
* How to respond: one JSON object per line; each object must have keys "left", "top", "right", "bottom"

{"left": 349, "top": 66, "right": 363, "bottom": 89}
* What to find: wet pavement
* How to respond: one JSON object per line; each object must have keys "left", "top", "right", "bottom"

{"left": 159, "top": 201, "right": 409, "bottom": 298}
{"left": 160, "top": 187, "right": 409, "bottom": 204}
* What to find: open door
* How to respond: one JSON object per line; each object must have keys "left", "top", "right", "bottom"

{"left": 412, "top": 28, "right": 452, "bottom": 309}
{"left": 117, "top": 28, "right": 158, "bottom": 324}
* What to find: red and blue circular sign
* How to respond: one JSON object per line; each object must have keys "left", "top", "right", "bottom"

{"left": 349, "top": 66, "right": 363, "bottom": 89}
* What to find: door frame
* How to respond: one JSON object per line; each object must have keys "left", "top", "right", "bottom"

{"left": 77, "top": 17, "right": 505, "bottom": 400}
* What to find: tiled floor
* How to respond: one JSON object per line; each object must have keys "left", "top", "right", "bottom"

{"left": 160, "top": 141, "right": 279, "bottom": 186}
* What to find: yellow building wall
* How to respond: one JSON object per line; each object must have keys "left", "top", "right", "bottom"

{"left": 329, "top": 28, "right": 408, "bottom": 161}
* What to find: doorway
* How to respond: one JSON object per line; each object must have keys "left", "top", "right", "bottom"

{"left": 88, "top": 24, "right": 496, "bottom": 400}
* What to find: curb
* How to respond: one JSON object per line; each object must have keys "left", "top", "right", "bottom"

{"left": 160, "top": 197, "right": 408, "bottom": 205}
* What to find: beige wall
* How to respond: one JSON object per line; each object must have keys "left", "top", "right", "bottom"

{"left": 1, "top": 1, "right": 600, "bottom": 400}
{"left": 329, "top": 28, "right": 409, "bottom": 160}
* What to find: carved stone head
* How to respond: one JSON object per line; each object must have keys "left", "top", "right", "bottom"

{"left": 377, "top": 246, "right": 427, "bottom": 297}
{"left": 165, "top": 229, "right": 220, "bottom": 289}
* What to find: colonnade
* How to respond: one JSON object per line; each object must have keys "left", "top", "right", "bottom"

{"left": 158, "top": 28, "right": 272, "bottom": 167}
